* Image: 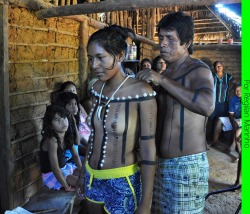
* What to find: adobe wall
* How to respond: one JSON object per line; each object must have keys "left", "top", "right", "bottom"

{"left": 192, "top": 44, "right": 241, "bottom": 82}
{"left": 8, "top": 6, "right": 83, "bottom": 208}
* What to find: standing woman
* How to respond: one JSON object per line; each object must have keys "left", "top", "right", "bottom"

{"left": 207, "top": 61, "right": 234, "bottom": 142}
{"left": 77, "top": 25, "right": 157, "bottom": 214}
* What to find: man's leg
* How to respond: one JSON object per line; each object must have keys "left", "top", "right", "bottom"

{"left": 211, "top": 118, "right": 223, "bottom": 146}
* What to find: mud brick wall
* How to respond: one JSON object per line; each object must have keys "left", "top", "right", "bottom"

{"left": 192, "top": 44, "right": 241, "bottom": 82}
{"left": 140, "top": 43, "right": 153, "bottom": 64}
{"left": 8, "top": 6, "right": 81, "bottom": 207}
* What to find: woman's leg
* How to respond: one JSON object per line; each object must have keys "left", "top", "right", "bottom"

{"left": 86, "top": 200, "right": 106, "bottom": 214}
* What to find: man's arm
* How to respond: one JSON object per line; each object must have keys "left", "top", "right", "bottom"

{"left": 137, "top": 67, "right": 214, "bottom": 116}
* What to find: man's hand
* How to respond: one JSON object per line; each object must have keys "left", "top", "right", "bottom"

{"left": 137, "top": 69, "right": 163, "bottom": 86}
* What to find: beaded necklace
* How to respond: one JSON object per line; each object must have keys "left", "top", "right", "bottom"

{"left": 96, "top": 76, "right": 130, "bottom": 121}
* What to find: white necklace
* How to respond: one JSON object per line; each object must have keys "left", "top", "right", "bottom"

{"left": 96, "top": 76, "right": 130, "bottom": 121}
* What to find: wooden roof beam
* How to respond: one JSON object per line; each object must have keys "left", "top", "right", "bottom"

{"left": 36, "top": 0, "right": 241, "bottom": 19}
{"left": 194, "top": 30, "right": 229, "bottom": 35}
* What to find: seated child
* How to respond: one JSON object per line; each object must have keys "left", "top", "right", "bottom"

{"left": 40, "top": 105, "right": 82, "bottom": 191}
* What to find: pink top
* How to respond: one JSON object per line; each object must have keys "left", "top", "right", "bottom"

{"left": 79, "top": 113, "right": 91, "bottom": 143}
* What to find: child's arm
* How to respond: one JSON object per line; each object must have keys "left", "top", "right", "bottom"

{"left": 70, "top": 145, "right": 82, "bottom": 168}
{"left": 48, "top": 138, "right": 71, "bottom": 190}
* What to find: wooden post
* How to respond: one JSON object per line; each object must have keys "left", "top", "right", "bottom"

{"left": 151, "top": 8, "right": 156, "bottom": 41}
{"left": 78, "top": 20, "right": 89, "bottom": 100}
{"left": 65, "top": 0, "right": 70, "bottom": 6}
{"left": 61, "top": 0, "right": 65, "bottom": 6}
{"left": 0, "top": 2, "right": 12, "bottom": 212}
{"left": 123, "top": 10, "right": 127, "bottom": 28}
{"left": 54, "top": 0, "right": 58, "bottom": 6}
{"left": 141, "top": 9, "right": 145, "bottom": 37}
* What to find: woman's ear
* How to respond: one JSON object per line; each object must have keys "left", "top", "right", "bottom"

{"left": 117, "top": 51, "right": 126, "bottom": 62}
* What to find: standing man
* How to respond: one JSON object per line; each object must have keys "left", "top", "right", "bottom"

{"left": 137, "top": 11, "right": 214, "bottom": 213}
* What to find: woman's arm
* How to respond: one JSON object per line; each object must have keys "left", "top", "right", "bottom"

{"left": 48, "top": 138, "right": 70, "bottom": 190}
{"left": 136, "top": 90, "right": 157, "bottom": 214}
{"left": 70, "top": 145, "right": 82, "bottom": 168}
{"left": 71, "top": 114, "right": 80, "bottom": 145}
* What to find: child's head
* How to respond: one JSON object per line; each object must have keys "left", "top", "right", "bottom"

{"left": 55, "top": 92, "right": 80, "bottom": 128}
{"left": 59, "top": 81, "right": 78, "bottom": 94}
{"left": 56, "top": 92, "right": 80, "bottom": 115}
{"left": 41, "top": 105, "right": 74, "bottom": 150}
{"left": 42, "top": 105, "right": 70, "bottom": 137}
{"left": 234, "top": 82, "right": 241, "bottom": 98}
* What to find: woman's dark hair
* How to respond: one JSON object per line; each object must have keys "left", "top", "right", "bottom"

{"left": 140, "top": 58, "right": 152, "bottom": 68}
{"left": 41, "top": 105, "right": 74, "bottom": 149}
{"left": 152, "top": 55, "right": 166, "bottom": 71}
{"left": 55, "top": 92, "right": 80, "bottom": 129}
{"left": 213, "top": 61, "right": 223, "bottom": 69}
{"left": 59, "top": 81, "right": 77, "bottom": 93}
{"left": 157, "top": 11, "right": 194, "bottom": 54}
{"left": 87, "top": 25, "right": 135, "bottom": 58}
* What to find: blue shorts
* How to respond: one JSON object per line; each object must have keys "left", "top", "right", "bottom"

{"left": 151, "top": 152, "right": 209, "bottom": 214}
{"left": 85, "top": 162, "right": 142, "bottom": 214}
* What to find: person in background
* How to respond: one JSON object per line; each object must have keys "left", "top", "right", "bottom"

{"left": 76, "top": 24, "right": 157, "bottom": 214}
{"left": 55, "top": 92, "right": 91, "bottom": 160}
{"left": 207, "top": 61, "right": 234, "bottom": 142}
{"left": 211, "top": 83, "right": 241, "bottom": 154}
{"left": 137, "top": 11, "right": 214, "bottom": 213}
{"left": 39, "top": 105, "right": 82, "bottom": 192}
{"left": 140, "top": 58, "right": 152, "bottom": 70}
{"left": 152, "top": 55, "right": 167, "bottom": 74}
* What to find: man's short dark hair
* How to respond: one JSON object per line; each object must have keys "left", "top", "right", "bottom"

{"left": 157, "top": 11, "right": 194, "bottom": 54}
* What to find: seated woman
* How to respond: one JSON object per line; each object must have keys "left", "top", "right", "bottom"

{"left": 40, "top": 105, "right": 82, "bottom": 191}
{"left": 210, "top": 82, "right": 241, "bottom": 155}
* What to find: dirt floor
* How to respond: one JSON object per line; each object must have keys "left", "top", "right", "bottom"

{"left": 204, "top": 139, "right": 241, "bottom": 214}
{"left": 72, "top": 139, "right": 241, "bottom": 214}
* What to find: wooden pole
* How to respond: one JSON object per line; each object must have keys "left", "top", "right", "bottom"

{"left": 78, "top": 20, "right": 89, "bottom": 100}
{"left": 36, "top": 0, "right": 241, "bottom": 19}
{"left": 0, "top": 2, "right": 12, "bottom": 212}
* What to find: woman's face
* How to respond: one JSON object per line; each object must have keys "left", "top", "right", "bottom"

{"left": 87, "top": 42, "right": 120, "bottom": 81}
{"left": 156, "top": 59, "right": 167, "bottom": 73}
{"left": 65, "top": 99, "right": 78, "bottom": 115}
{"left": 52, "top": 113, "right": 69, "bottom": 133}
{"left": 215, "top": 62, "right": 224, "bottom": 73}
{"left": 63, "top": 84, "right": 77, "bottom": 94}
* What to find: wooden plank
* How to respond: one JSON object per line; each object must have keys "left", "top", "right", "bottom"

{"left": 0, "top": 3, "right": 12, "bottom": 212}
{"left": 36, "top": 0, "right": 241, "bottom": 19}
